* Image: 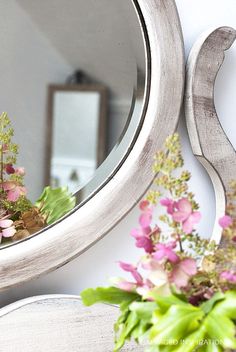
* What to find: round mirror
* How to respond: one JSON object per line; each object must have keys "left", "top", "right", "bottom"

{"left": 0, "top": 0, "right": 145, "bottom": 203}
{"left": 0, "top": 0, "right": 184, "bottom": 290}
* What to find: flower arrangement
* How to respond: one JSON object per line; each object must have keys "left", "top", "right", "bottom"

{"left": 81, "top": 134, "right": 236, "bottom": 351}
{"left": 0, "top": 112, "right": 75, "bottom": 244}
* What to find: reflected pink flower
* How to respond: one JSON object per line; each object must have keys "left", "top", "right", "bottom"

{"left": 0, "top": 219, "right": 16, "bottom": 242}
{"left": 219, "top": 215, "right": 233, "bottom": 229}
{"left": 2, "top": 181, "right": 26, "bottom": 202}
{"left": 153, "top": 242, "right": 179, "bottom": 263}
{"left": 172, "top": 198, "right": 201, "bottom": 234}
{"left": 170, "top": 258, "right": 197, "bottom": 288}
{"left": 220, "top": 271, "right": 236, "bottom": 283}
{"left": 15, "top": 167, "right": 25, "bottom": 176}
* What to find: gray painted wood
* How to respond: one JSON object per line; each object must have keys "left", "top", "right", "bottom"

{"left": 185, "top": 26, "right": 236, "bottom": 245}
{"left": 0, "top": 295, "right": 144, "bottom": 352}
{"left": 0, "top": 0, "right": 185, "bottom": 291}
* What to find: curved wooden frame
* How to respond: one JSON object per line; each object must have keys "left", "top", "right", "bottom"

{"left": 0, "top": 0, "right": 184, "bottom": 291}
{"left": 0, "top": 294, "right": 146, "bottom": 350}
{"left": 185, "top": 26, "right": 236, "bottom": 246}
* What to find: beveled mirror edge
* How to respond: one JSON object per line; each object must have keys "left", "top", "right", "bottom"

{"left": 0, "top": 0, "right": 184, "bottom": 291}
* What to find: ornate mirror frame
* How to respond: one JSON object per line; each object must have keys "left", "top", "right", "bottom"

{"left": 0, "top": 0, "right": 184, "bottom": 291}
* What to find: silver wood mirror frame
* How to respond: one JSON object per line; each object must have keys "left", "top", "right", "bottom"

{"left": 0, "top": 0, "right": 184, "bottom": 291}
{"left": 185, "top": 26, "right": 236, "bottom": 247}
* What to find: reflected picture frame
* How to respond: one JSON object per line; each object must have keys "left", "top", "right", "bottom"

{"left": 45, "top": 84, "right": 108, "bottom": 192}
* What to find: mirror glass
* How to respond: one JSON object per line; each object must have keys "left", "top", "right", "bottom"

{"left": 0, "top": 0, "right": 146, "bottom": 235}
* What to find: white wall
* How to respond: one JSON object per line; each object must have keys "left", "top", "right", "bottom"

{"left": 0, "top": 0, "right": 73, "bottom": 201}
{"left": 0, "top": 0, "right": 236, "bottom": 307}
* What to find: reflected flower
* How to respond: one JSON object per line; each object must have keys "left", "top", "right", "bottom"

{"left": 2, "top": 181, "right": 26, "bottom": 202}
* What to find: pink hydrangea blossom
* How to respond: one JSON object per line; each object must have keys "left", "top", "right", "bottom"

{"left": 0, "top": 219, "right": 16, "bottom": 242}
{"left": 160, "top": 198, "right": 175, "bottom": 215}
{"left": 119, "top": 261, "right": 143, "bottom": 286}
{"left": 153, "top": 242, "right": 179, "bottom": 263}
{"left": 114, "top": 279, "right": 137, "bottom": 292}
{"left": 2, "top": 181, "right": 26, "bottom": 202}
{"left": 130, "top": 201, "right": 157, "bottom": 253}
{"left": 218, "top": 215, "right": 233, "bottom": 229}
{"left": 220, "top": 271, "right": 236, "bottom": 283}
{"left": 170, "top": 258, "right": 197, "bottom": 288}
{"left": 15, "top": 167, "right": 25, "bottom": 176}
{"left": 172, "top": 198, "right": 201, "bottom": 234}
{"left": 139, "top": 200, "right": 153, "bottom": 228}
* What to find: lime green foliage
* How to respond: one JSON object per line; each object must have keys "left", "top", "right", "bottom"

{"left": 35, "top": 186, "right": 76, "bottom": 224}
{"left": 81, "top": 287, "right": 140, "bottom": 306}
{"left": 81, "top": 288, "right": 236, "bottom": 351}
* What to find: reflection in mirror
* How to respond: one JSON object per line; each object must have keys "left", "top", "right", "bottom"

{"left": 47, "top": 84, "right": 107, "bottom": 198}
{"left": 0, "top": 0, "right": 146, "bottom": 237}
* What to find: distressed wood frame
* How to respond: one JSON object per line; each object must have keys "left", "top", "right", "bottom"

{"left": 0, "top": 294, "right": 146, "bottom": 351}
{"left": 185, "top": 26, "right": 236, "bottom": 246}
{"left": 0, "top": 0, "right": 184, "bottom": 291}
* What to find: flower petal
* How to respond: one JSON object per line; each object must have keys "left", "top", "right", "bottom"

{"left": 7, "top": 188, "right": 21, "bottom": 202}
{"left": 180, "top": 258, "right": 197, "bottom": 276}
{"left": 139, "top": 200, "right": 150, "bottom": 211}
{"left": 2, "top": 226, "right": 16, "bottom": 238}
{"left": 0, "top": 219, "right": 13, "bottom": 228}
{"left": 219, "top": 215, "right": 233, "bottom": 229}
{"left": 177, "top": 198, "right": 192, "bottom": 214}
{"left": 139, "top": 212, "right": 152, "bottom": 228}
{"left": 2, "top": 181, "right": 16, "bottom": 191}
{"left": 182, "top": 212, "right": 201, "bottom": 233}
{"left": 172, "top": 211, "right": 189, "bottom": 223}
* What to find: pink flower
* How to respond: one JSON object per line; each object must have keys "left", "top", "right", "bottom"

{"left": 2, "top": 181, "right": 26, "bottom": 202}
{"left": 131, "top": 201, "right": 156, "bottom": 253}
{"left": 115, "top": 279, "right": 137, "bottom": 292}
{"left": 219, "top": 215, "right": 233, "bottom": 229}
{"left": 147, "top": 265, "right": 171, "bottom": 296}
{"left": 15, "top": 167, "right": 25, "bottom": 176}
{"left": 119, "top": 261, "right": 143, "bottom": 285}
{"left": 131, "top": 228, "right": 155, "bottom": 253}
{"left": 172, "top": 198, "right": 201, "bottom": 234}
{"left": 0, "top": 219, "right": 16, "bottom": 242}
{"left": 153, "top": 242, "right": 179, "bottom": 263}
{"left": 220, "top": 271, "right": 236, "bottom": 283}
{"left": 170, "top": 258, "right": 197, "bottom": 288}
{"left": 160, "top": 198, "right": 175, "bottom": 215}
{"left": 139, "top": 200, "right": 153, "bottom": 228}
